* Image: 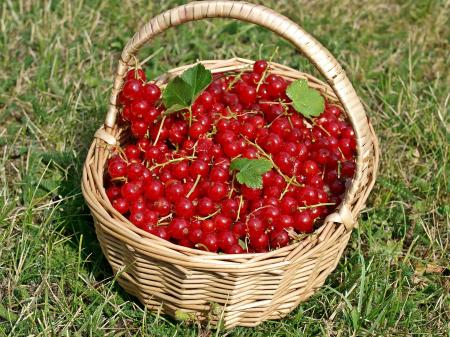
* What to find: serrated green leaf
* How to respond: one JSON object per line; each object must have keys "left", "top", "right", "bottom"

{"left": 230, "top": 158, "right": 272, "bottom": 189}
{"left": 230, "top": 158, "right": 250, "bottom": 170}
{"left": 236, "top": 170, "right": 263, "bottom": 189}
{"left": 162, "top": 77, "right": 191, "bottom": 112}
{"left": 286, "top": 79, "right": 325, "bottom": 117}
{"left": 162, "top": 63, "right": 212, "bottom": 113}
{"left": 179, "top": 63, "right": 212, "bottom": 101}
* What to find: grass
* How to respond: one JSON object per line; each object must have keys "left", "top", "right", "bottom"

{"left": 0, "top": 0, "right": 448, "bottom": 335}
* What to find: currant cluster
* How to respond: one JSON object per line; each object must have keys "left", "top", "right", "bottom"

{"left": 105, "top": 60, "right": 357, "bottom": 254}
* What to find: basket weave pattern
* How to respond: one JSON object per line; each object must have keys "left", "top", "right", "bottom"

{"left": 82, "top": 1, "right": 379, "bottom": 328}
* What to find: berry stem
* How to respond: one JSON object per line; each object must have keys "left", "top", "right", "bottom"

{"left": 157, "top": 214, "right": 173, "bottom": 225}
{"left": 226, "top": 67, "right": 251, "bottom": 90}
{"left": 186, "top": 175, "right": 201, "bottom": 198}
{"left": 188, "top": 106, "right": 193, "bottom": 128}
{"left": 196, "top": 209, "right": 220, "bottom": 221}
{"left": 259, "top": 100, "right": 293, "bottom": 105}
{"left": 228, "top": 173, "right": 236, "bottom": 198}
{"left": 153, "top": 115, "right": 166, "bottom": 145}
{"left": 236, "top": 195, "right": 243, "bottom": 222}
{"left": 149, "top": 156, "right": 196, "bottom": 171}
{"left": 317, "top": 124, "right": 331, "bottom": 137}
{"left": 297, "top": 202, "right": 336, "bottom": 211}
{"left": 245, "top": 138, "right": 302, "bottom": 187}
{"left": 246, "top": 205, "right": 272, "bottom": 220}
{"left": 278, "top": 175, "right": 297, "bottom": 200}
{"left": 256, "top": 47, "right": 279, "bottom": 92}
{"left": 195, "top": 243, "right": 209, "bottom": 251}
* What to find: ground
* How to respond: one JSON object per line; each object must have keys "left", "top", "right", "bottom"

{"left": 0, "top": 0, "right": 449, "bottom": 336}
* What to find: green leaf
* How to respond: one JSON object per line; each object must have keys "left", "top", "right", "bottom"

{"left": 230, "top": 158, "right": 272, "bottom": 189}
{"left": 286, "top": 79, "right": 325, "bottom": 117}
{"left": 162, "top": 63, "right": 212, "bottom": 113}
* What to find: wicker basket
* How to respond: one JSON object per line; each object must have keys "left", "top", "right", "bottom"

{"left": 82, "top": 1, "right": 379, "bottom": 329}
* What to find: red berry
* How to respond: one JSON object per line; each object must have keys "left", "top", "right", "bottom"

{"left": 232, "top": 222, "right": 246, "bottom": 239}
{"left": 302, "top": 160, "right": 320, "bottom": 176}
{"left": 143, "top": 107, "right": 160, "bottom": 124}
{"left": 143, "top": 209, "right": 158, "bottom": 227}
{"left": 122, "top": 79, "right": 143, "bottom": 101}
{"left": 201, "top": 219, "right": 216, "bottom": 233}
{"left": 197, "top": 197, "right": 216, "bottom": 217}
{"left": 270, "top": 230, "right": 290, "bottom": 248}
{"left": 253, "top": 60, "right": 268, "bottom": 74}
{"left": 130, "top": 196, "right": 146, "bottom": 214}
{"left": 150, "top": 227, "right": 169, "bottom": 240}
{"left": 329, "top": 179, "right": 346, "bottom": 194}
{"left": 168, "top": 218, "right": 189, "bottom": 240}
{"left": 263, "top": 206, "right": 281, "bottom": 226}
{"left": 218, "top": 230, "right": 237, "bottom": 250}
{"left": 276, "top": 214, "right": 294, "bottom": 231}
{"left": 121, "top": 182, "right": 141, "bottom": 201}
{"left": 112, "top": 198, "right": 129, "bottom": 214}
{"left": 262, "top": 133, "right": 282, "bottom": 154}
{"left": 129, "top": 210, "right": 146, "bottom": 227}
{"left": 257, "top": 84, "right": 270, "bottom": 100}
{"left": 131, "top": 99, "right": 151, "bottom": 120}
{"left": 165, "top": 181, "right": 185, "bottom": 202}
{"left": 221, "top": 198, "right": 239, "bottom": 219}
{"left": 326, "top": 105, "right": 342, "bottom": 117}
{"left": 106, "top": 185, "right": 121, "bottom": 200}
{"left": 143, "top": 83, "right": 161, "bottom": 103}
{"left": 198, "top": 91, "right": 214, "bottom": 110}
{"left": 131, "top": 120, "right": 148, "bottom": 138}
{"left": 239, "top": 122, "right": 257, "bottom": 140}
{"left": 175, "top": 198, "right": 195, "bottom": 218}
{"left": 250, "top": 232, "right": 269, "bottom": 251}
{"left": 241, "top": 185, "right": 261, "bottom": 201}
{"left": 341, "top": 161, "right": 356, "bottom": 177}
{"left": 210, "top": 167, "right": 229, "bottom": 182}
{"left": 246, "top": 217, "right": 264, "bottom": 236}
{"left": 126, "top": 162, "right": 145, "bottom": 181}
{"left": 294, "top": 211, "right": 314, "bottom": 233}
{"left": 225, "top": 244, "right": 244, "bottom": 254}
{"left": 108, "top": 159, "right": 127, "bottom": 178}
{"left": 200, "top": 233, "right": 219, "bottom": 252}
{"left": 144, "top": 179, "right": 164, "bottom": 201}
{"left": 213, "top": 214, "right": 232, "bottom": 232}
{"left": 188, "top": 228, "right": 203, "bottom": 244}
{"left": 208, "top": 182, "right": 228, "bottom": 201}
{"left": 298, "top": 186, "right": 318, "bottom": 206}
{"left": 126, "top": 68, "right": 146, "bottom": 81}
{"left": 237, "top": 84, "right": 257, "bottom": 106}
{"left": 267, "top": 78, "right": 287, "bottom": 98}
{"left": 274, "top": 152, "right": 293, "bottom": 175}
{"left": 171, "top": 160, "right": 189, "bottom": 180}
{"left": 152, "top": 197, "right": 171, "bottom": 216}
{"left": 279, "top": 196, "right": 297, "bottom": 215}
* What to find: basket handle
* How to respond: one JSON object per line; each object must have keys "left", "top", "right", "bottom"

{"left": 105, "top": 1, "right": 371, "bottom": 230}
{"left": 106, "top": 1, "right": 367, "bottom": 131}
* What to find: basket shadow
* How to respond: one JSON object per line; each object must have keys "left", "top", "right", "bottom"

{"left": 48, "top": 130, "right": 136, "bottom": 301}
{"left": 51, "top": 131, "right": 185, "bottom": 326}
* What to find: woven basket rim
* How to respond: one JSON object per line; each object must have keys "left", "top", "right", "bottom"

{"left": 83, "top": 58, "right": 379, "bottom": 265}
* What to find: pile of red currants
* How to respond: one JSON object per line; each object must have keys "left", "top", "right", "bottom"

{"left": 105, "top": 60, "right": 357, "bottom": 254}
